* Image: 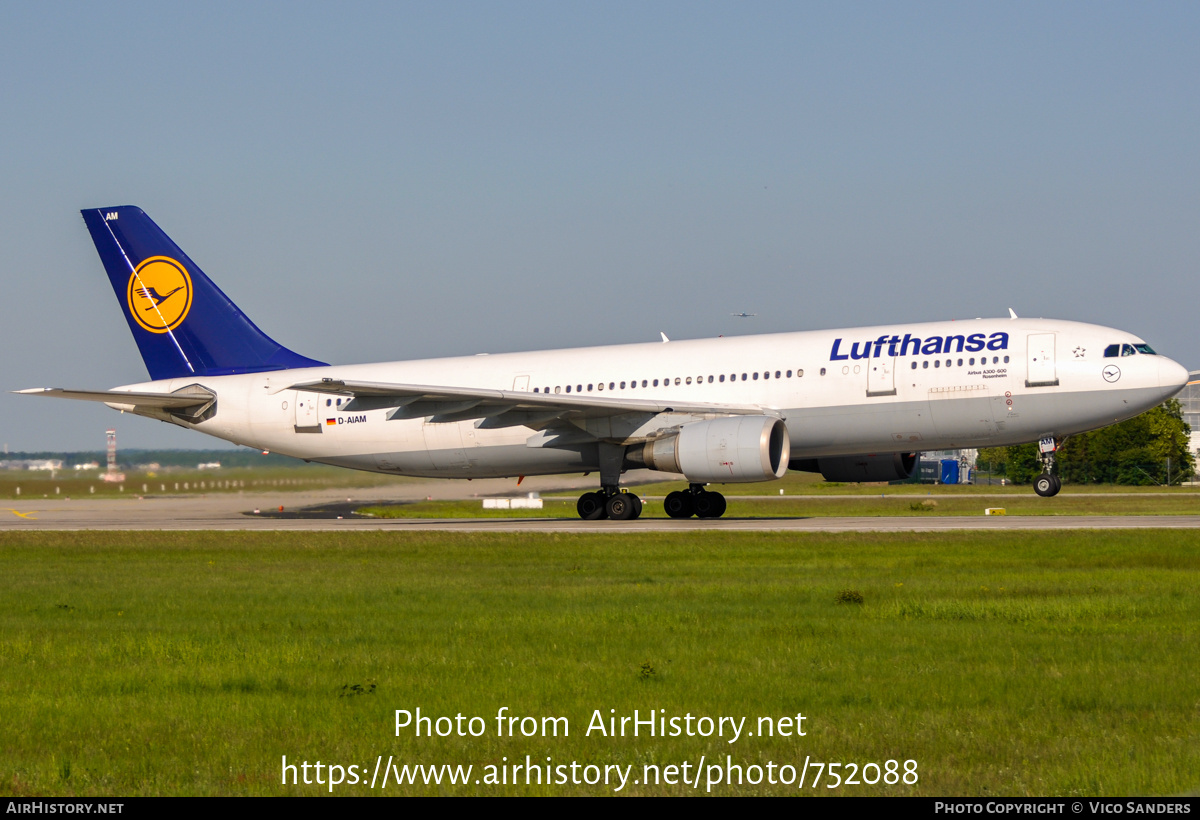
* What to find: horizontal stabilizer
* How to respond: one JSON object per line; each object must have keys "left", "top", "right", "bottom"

{"left": 16, "top": 387, "right": 214, "bottom": 408}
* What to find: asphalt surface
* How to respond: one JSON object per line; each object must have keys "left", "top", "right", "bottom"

{"left": 3, "top": 478, "right": 1199, "bottom": 532}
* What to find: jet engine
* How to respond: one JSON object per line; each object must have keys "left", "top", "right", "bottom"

{"left": 628, "top": 415, "right": 790, "bottom": 483}
{"left": 789, "top": 452, "right": 919, "bottom": 483}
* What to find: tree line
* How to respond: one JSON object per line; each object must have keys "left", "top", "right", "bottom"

{"left": 977, "top": 399, "right": 1194, "bottom": 485}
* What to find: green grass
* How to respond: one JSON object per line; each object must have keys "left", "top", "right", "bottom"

{"left": 2, "top": 530, "right": 1198, "bottom": 796}
{"left": 625, "top": 470, "right": 1200, "bottom": 496}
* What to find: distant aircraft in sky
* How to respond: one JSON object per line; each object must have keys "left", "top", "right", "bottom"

{"left": 19, "top": 207, "right": 1190, "bottom": 519}
{"left": 731, "top": 312, "right": 757, "bottom": 318}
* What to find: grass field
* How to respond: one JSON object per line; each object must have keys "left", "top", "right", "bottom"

{"left": 2, "top": 530, "right": 1198, "bottom": 796}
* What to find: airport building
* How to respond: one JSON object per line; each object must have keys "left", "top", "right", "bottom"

{"left": 1180, "top": 370, "right": 1200, "bottom": 459}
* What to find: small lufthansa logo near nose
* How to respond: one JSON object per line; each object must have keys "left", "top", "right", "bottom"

{"left": 1102, "top": 365, "right": 1121, "bottom": 383}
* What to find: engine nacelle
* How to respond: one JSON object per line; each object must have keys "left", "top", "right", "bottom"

{"left": 630, "top": 415, "right": 790, "bottom": 483}
{"left": 790, "top": 452, "right": 919, "bottom": 483}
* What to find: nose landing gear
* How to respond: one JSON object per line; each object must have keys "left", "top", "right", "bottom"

{"left": 1033, "top": 436, "right": 1063, "bottom": 497}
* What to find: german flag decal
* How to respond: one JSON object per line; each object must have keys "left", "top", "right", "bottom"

{"left": 326, "top": 418, "right": 337, "bottom": 426}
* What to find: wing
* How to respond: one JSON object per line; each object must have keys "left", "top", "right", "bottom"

{"left": 288, "top": 378, "right": 774, "bottom": 438}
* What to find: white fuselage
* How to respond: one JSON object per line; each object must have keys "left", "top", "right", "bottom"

{"left": 109, "top": 318, "right": 1189, "bottom": 481}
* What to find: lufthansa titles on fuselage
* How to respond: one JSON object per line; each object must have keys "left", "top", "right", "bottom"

{"left": 830, "top": 331, "right": 1010, "bottom": 361}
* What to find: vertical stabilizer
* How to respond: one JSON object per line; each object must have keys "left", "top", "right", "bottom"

{"left": 81, "top": 206, "right": 327, "bottom": 380}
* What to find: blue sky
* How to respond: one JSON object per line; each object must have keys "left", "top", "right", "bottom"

{"left": 2, "top": 2, "right": 1197, "bottom": 451}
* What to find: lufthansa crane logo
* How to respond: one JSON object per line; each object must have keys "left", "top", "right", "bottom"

{"left": 126, "top": 256, "right": 193, "bottom": 333}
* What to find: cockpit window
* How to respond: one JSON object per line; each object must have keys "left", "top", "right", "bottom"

{"left": 1122, "top": 344, "right": 1137, "bottom": 357}
{"left": 1134, "top": 344, "right": 1157, "bottom": 355}
{"left": 1104, "top": 344, "right": 1120, "bottom": 358}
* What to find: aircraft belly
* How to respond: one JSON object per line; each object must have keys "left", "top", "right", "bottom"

{"left": 339, "top": 443, "right": 597, "bottom": 478}
{"left": 786, "top": 398, "right": 935, "bottom": 454}
{"left": 786, "top": 385, "right": 1170, "bottom": 458}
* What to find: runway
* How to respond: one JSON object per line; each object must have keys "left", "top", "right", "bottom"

{"left": 3, "top": 483, "right": 1199, "bottom": 532}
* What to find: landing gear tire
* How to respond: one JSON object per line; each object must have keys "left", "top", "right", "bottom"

{"left": 664, "top": 490, "right": 695, "bottom": 519}
{"left": 577, "top": 491, "right": 608, "bottom": 520}
{"left": 1033, "top": 473, "right": 1061, "bottom": 498}
{"left": 628, "top": 493, "right": 643, "bottom": 520}
{"left": 606, "top": 492, "right": 637, "bottom": 521}
{"left": 694, "top": 490, "right": 727, "bottom": 519}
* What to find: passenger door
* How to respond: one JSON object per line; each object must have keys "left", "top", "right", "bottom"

{"left": 1026, "top": 333, "right": 1058, "bottom": 387}
{"left": 294, "top": 391, "right": 322, "bottom": 432}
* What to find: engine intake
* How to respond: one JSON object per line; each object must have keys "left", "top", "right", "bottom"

{"left": 629, "top": 416, "right": 790, "bottom": 483}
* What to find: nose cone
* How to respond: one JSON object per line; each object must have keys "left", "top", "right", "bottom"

{"left": 1158, "top": 356, "right": 1191, "bottom": 398}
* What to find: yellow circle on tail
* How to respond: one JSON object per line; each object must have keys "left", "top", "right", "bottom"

{"left": 126, "top": 257, "right": 193, "bottom": 333}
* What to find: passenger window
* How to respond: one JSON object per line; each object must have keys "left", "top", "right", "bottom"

{"left": 587, "top": 384, "right": 593, "bottom": 391}
{"left": 923, "top": 361, "right": 929, "bottom": 369}
{"left": 1003, "top": 356, "right": 1009, "bottom": 363}
{"left": 326, "top": 399, "right": 331, "bottom": 406}
{"left": 653, "top": 379, "right": 659, "bottom": 387}
{"left": 753, "top": 372, "right": 759, "bottom": 380}
{"left": 797, "top": 369, "right": 804, "bottom": 377}
{"left": 620, "top": 381, "right": 626, "bottom": 389}
{"left": 775, "top": 370, "right": 781, "bottom": 379}
{"left": 597, "top": 383, "right": 604, "bottom": 391}
{"left": 993, "top": 356, "right": 999, "bottom": 364}
{"left": 555, "top": 386, "right": 561, "bottom": 393}
{"left": 742, "top": 373, "right": 748, "bottom": 381}
{"left": 719, "top": 374, "right": 725, "bottom": 383}
{"left": 337, "top": 398, "right": 342, "bottom": 406}
{"left": 957, "top": 359, "right": 963, "bottom": 366}
{"left": 685, "top": 377, "right": 692, "bottom": 385}
{"left": 911, "top": 362, "right": 917, "bottom": 369}
{"left": 534, "top": 388, "right": 539, "bottom": 393}
{"left": 565, "top": 385, "right": 571, "bottom": 393}
{"left": 820, "top": 368, "right": 826, "bottom": 376}
{"left": 1104, "top": 344, "right": 1120, "bottom": 358}
{"left": 1122, "top": 344, "right": 1136, "bottom": 357}
{"left": 674, "top": 378, "right": 681, "bottom": 386}
{"left": 786, "top": 370, "right": 792, "bottom": 378}
{"left": 935, "top": 360, "right": 940, "bottom": 368}
{"left": 707, "top": 375, "right": 713, "bottom": 383}
{"left": 969, "top": 358, "right": 975, "bottom": 365}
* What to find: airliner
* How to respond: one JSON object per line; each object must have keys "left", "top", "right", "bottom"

{"left": 19, "top": 207, "right": 1190, "bottom": 520}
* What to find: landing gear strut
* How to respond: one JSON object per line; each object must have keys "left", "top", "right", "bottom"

{"left": 665, "top": 484, "right": 727, "bottom": 519}
{"left": 1033, "top": 436, "right": 1063, "bottom": 498}
{"left": 576, "top": 443, "right": 646, "bottom": 520}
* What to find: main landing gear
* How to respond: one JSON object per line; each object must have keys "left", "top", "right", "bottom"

{"left": 576, "top": 488, "right": 644, "bottom": 521}
{"left": 665, "top": 484, "right": 727, "bottom": 519}
{"left": 1033, "top": 436, "right": 1063, "bottom": 498}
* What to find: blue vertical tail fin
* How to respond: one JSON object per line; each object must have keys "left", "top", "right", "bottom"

{"left": 81, "top": 206, "right": 327, "bottom": 380}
